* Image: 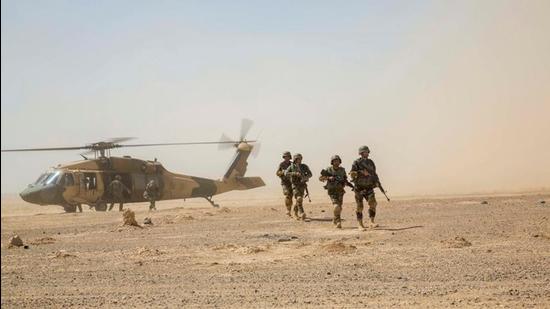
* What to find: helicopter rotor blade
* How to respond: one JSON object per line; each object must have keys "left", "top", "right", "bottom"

{"left": 1, "top": 146, "right": 88, "bottom": 152}
{"left": 251, "top": 142, "right": 261, "bottom": 158}
{"left": 119, "top": 141, "right": 253, "bottom": 148}
{"left": 240, "top": 118, "right": 254, "bottom": 140}
{"left": 218, "top": 133, "right": 236, "bottom": 150}
{"left": 105, "top": 137, "right": 136, "bottom": 144}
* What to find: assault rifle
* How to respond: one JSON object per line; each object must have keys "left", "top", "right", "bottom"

{"left": 304, "top": 184, "right": 311, "bottom": 203}
{"left": 375, "top": 178, "right": 390, "bottom": 202}
{"left": 357, "top": 169, "right": 390, "bottom": 202}
{"left": 320, "top": 170, "right": 355, "bottom": 191}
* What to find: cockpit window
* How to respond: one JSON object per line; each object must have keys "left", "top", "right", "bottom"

{"left": 34, "top": 173, "right": 49, "bottom": 184}
{"left": 45, "top": 171, "right": 61, "bottom": 185}
{"left": 64, "top": 173, "right": 74, "bottom": 186}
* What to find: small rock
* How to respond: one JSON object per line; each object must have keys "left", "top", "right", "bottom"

{"left": 23, "top": 245, "right": 29, "bottom": 249}
{"left": 321, "top": 210, "right": 325, "bottom": 213}
{"left": 481, "top": 201, "right": 488, "bottom": 205}
{"left": 540, "top": 200, "right": 546, "bottom": 204}
{"left": 143, "top": 217, "right": 153, "bottom": 225}
{"left": 9, "top": 235, "right": 24, "bottom": 247}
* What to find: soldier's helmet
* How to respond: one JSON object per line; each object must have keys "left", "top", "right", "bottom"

{"left": 358, "top": 145, "right": 370, "bottom": 154}
{"left": 115, "top": 175, "right": 121, "bottom": 180}
{"left": 293, "top": 153, "right": 303, "bottom": 160}
{"left": 331, "top": 155, "right": 342, "bottom": 164}
{"left": 282, "top": 151, "right": 291, "bottom": 158}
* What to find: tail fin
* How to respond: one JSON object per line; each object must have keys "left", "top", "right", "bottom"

{"left": 214, "top": 142, "right": 265, "bottom": 195}
{"left": 223, "top": 142, "right": 253, "bottom": 180}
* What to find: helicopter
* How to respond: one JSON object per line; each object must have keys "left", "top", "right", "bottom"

{"left": 1, "top": 120, "right": 265, "bottom": 212}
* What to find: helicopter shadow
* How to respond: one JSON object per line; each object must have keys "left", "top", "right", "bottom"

{"left": 374, "top": 225, "right": 424, "bottom": 231}
{"left": 307, "top": 217, "right": 340, "bottom": 222}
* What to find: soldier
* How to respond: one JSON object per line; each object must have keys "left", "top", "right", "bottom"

{"left": 107, "top": 175, "right": 131, "bottom": 211}
{"left": 350, "top": 146, "right": 380, "bottom": 229}
{"left": 276, "top": 151, "right": 293, "bottom": 216}
{"left": 284, "top": 153, "right": 312, "bottom": 220}
{"left": 143, "top": 179, "right": 160, "bottom": 211}
{"left": 319, "top": 155, "right": 350, "bottom": 229}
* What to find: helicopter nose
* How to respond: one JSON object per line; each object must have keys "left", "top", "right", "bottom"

{"left": 20, "top": 185, "right": 60, "bottom": 205}
{"left": 20, "top": 187, "right": 41, "bottom": 204}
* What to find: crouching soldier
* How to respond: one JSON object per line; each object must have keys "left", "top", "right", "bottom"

{"left": 320, "top": 155, "right": 351, "bottom": 229}
{"left": 276, "top": 151, "right": 293, "bottom": 217}
{"left": 350, "top": 146, "right": 379, "bottom": 229}
{"left": 284, "top": 153, "right": 312, "bottom": 220}
{"left": 143, "top": 179, "right": 160, "bottom": 211}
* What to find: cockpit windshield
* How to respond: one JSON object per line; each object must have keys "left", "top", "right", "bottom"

{"left": 34, "top": 171, "right": 62, "bottom": 185}
{"left": 34, "top": 173, "right": 49, "bottom": 184}
{"left": 45, "top": 171, "right": 61, "bottom": 185}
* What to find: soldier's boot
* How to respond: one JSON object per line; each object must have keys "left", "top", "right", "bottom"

{"left": 368, "top": 209, "right": 378, "bottom": 228}
{"left": 334, "top": 205, "right": 343, "bottom": 228}
{"left": 293, "top": 204, "right": 300, "bottom": 220}
{"left": 108, "top": 203, "right": 114, "bottom": 211}
{"left": 285, "top": 197, "right": 292, "bottom": 217}
{"left": 119, "top": 203, "right": 124, "bottom": 212}
{"left": 300, "top": 206, "right": 306, "bottom": 221}
{"left": 356, "top": 212, "right": 366, "bottom": 230}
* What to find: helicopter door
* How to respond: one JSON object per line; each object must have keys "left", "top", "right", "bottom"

{"left": 61, "top": 172, "right": 80, "bottom": 203}
{"left": 80, "top": 172, "right": 102, "bottom": 202}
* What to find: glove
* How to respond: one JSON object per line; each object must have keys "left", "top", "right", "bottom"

{"left": 276, "top": 170, "right": 284, "bottom": 177}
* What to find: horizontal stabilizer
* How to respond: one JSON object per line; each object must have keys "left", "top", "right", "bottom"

{"left": 236, "top": 177, "right": 265, "bottom": 190}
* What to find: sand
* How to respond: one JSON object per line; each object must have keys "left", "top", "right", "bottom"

{"left": 1, "top": 192, "right": 549, "bottom": 308}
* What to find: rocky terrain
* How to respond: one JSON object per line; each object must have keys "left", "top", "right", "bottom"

{"left": 2, "top": 193, "right": 549, "bottom": 308}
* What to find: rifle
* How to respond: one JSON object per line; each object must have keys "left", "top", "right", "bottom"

{"left": 304, "top": 184, "right": 311, "bottom": 203}
{"left": 321, "top": 170, "right": 354, "bottom": 191}
{"left": 376, "top": 179, "right": 390, "bottom": 201}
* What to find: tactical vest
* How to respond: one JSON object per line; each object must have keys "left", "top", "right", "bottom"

{"left": 322, "top": 166, "right": 347, "bottom": 194}
{"left": 353, "top": 158, "right": 377, "bottom": 189}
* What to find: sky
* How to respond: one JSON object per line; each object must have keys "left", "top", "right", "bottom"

{"left": 2, "top": 0, "right": 550, "bottom": 196}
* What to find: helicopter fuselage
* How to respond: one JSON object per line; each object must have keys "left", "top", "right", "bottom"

{"left": 19, "top": 155, "right": 264, "bottom": 212}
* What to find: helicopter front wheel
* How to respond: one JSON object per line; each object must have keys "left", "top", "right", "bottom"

{"left": 94, "top": 202, "right": 107, "bottom": 212}
{"left": 63, "top": 204, "right": 77, "bottom": 213}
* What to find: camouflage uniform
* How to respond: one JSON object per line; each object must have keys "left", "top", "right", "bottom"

{"left": 108, "top": 176, "right": 131, "bottom": 211}
{"left": 276, "top": 151, "right": 293, "bottom": 216}
{"left": 143, "top": 179, "right": 160, "bottom": 211}
{"left": 350, "top": 146, "right": 378, "bottom": 228}
{"left": 284, "top": 154, "right": 312, "bottom": 220}
{"left": 320, "top": 156, "right": 347, "bottom": 228}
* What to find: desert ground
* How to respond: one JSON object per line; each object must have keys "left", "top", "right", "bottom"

{"left": 1, "top": 191, "right": 549, "bottom": 308}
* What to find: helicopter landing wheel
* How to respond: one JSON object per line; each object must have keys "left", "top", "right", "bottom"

{"left": 63, "top": 204, "right": 77, "bottom": 213}
{"left": 204, "top": 196, "right": 220, "bottom": 208}
{"left": 94, "top": 202, "right": 107, "bottom": 212}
